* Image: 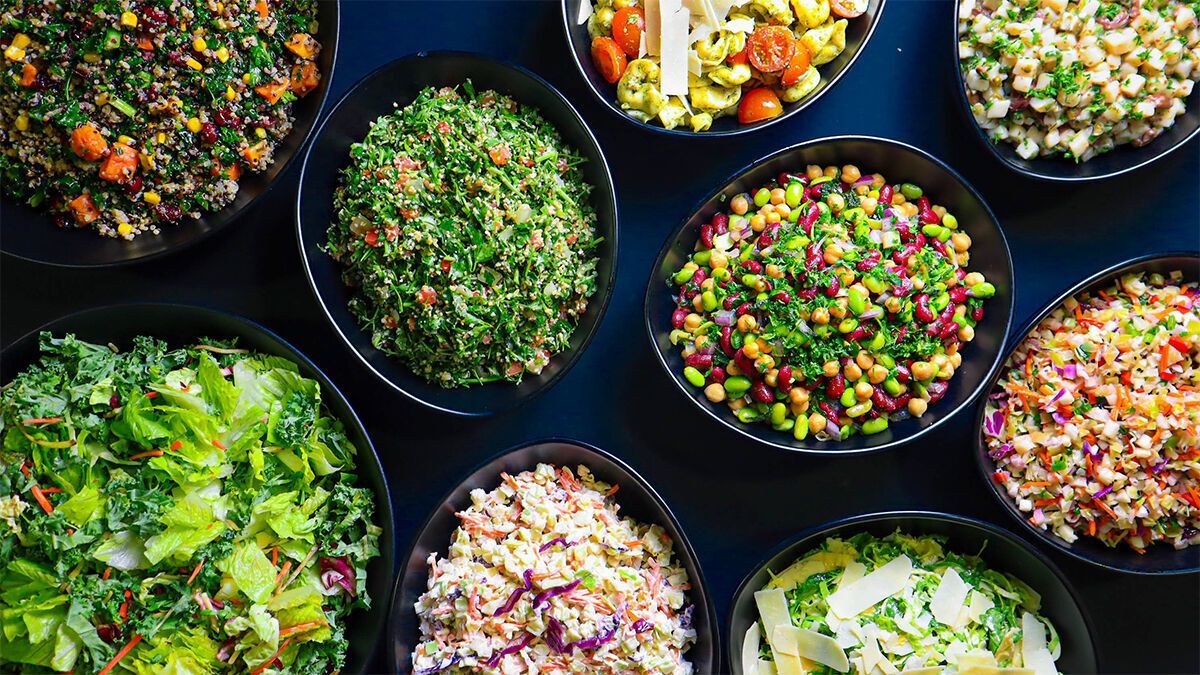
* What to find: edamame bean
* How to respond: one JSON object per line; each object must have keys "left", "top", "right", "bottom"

{"left": 701, "top": 291, "right": 718, "bottom": 312}
{"left": 788, "top": 208, "right": 802, "bottom": 223}
{"left": 876, "top": 353, "right": 895, "bottom": 368}
{"left": 863, "top": 276, "right": 886, "bottom": 294}
{"left": 673, "top": 268, "right": 693, "bottom": 284}
{"left": 868, "top": 332, "right": 886, "bottom": 352}
{"left": 847, "top": 287, "right": 868, "bottom": 315}
{"left": 921, "top": 224, "right": 945, "bottom": 239}
{"left": 793, "top": 418, "right": 809, "bottom": 440}
{"left": 754, "top": 188, "right": 770, "bottom": 207}
{"left": 932, "top": 292, "right": 950, "bottom": 312}
{"left": 785, "top": 182, "right": 804, "bottom": 208}
{"left": 942, "top": 213, "right": 958, "bottom": 229}
{"left": 724, "top": 376, "right": 751, "bottom": 396}
{"left": 742, "top": 274, "right": 759, "bottom": 287}
{"left": 693, "top": 250, "right": 711, "bottom": 266}
{"left": 785, "top": 235, "right": 810, "bottom": 250}
{"left": 937, "top": 228, "right": 952, "bottom": 242}
{"left": 712, "top": 267, "right": 730, "bottom": 282}
{"left": 770, "top": 402, "right": 788, "bottom": 426}
{"left": 736, "top": 407, "right": 763, "bottom": 423}
{"left": 840, "top": 387, "right": 858, "bottom": 407}
{"left": 683, "top": 367, "right": 705, "bottom": 388}
{"left": 972, "top": 282, "right": 996, "bottom": 299}
{"left": 838, "top": 318, "right": 858, "bottom": 333}
{"left": 846, "top": 401, "right": 872, "bottom": 417}
{"left": 773, "top": 419, "right": 795, "bottom": 432}
{"left": 900, "top": 183, "right": 922, "bottom": 200}
{"left": 883, "top": 377, "right": 903, "bottom": 396}
{"left": 862, "top": 417, "right": 889, "bottom": 435}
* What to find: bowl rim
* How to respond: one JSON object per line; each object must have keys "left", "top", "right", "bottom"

{"left": 643, "top": 134, "right": 1016, "bottom": 455}
{"left": 294, "top": 50, "right": 620, "bottom": 417}
{"left": 0, "top": 300, "right": 397, "bottom": 672}
{"left": 724, "top": 509, "right": 1101, "bottom": 673}
{"left": 558, "top": 0, "right": 888, "bottom": 138}
{"left": 0, "top": 0, "right": 342, "bottom": 269}
{"left": 387, "top": 436, "right": 719, "bottom": 673}
{"left": 948, "top": 1, "right": 1200, "bottom": 183}
{"left": 971, "top": 250, "right": 1200, "bottom": 575}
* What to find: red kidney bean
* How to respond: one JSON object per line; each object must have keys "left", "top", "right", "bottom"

{"left": 800, "top": 203, "right": 820, "bottom": 235}
{"left": 826, "top": 371, "right": 846, "bottom": 399}
{"left": 819, "top": 401, "right": 841, "bottom": 421}
{"left": 926, "top": 381, "right": 949, "bottom": 404}
{"left": 891, "top": 274, "right": 913, "bottom": 297}
{"left": 939, "top": 321, "right": 959, "bottom": 339}
{"left": 879, "top": 185, "right": 893, "bottom": 204}
{"left": 778, "top": 172, "right": 803, "bottom": 187}
{"left": 708, "top": 367, "right": 727, "bottom": 385}
{"left": 914, "top": 294, "right": 935, "bottom": 323}
{"left": 795, "top": 288, "right": 817, "bottom": 301}
{"left": 777, "top": 365, "right": 793, "bottom": 393}
{"left": 856, "top": 250, "right": 881, "bottom": 272}
{"left": 722, "top": 295, "right": 738, "bottom": 310}
{"left": 895, "top": 392, "right": 912, "bottom": 410}
{"left": 720, "top": 326, "right": 735, "bottom": 356}
{"left": 691, "top": 268, "right": 707, "bottom": 285}
{"left": 916, "top": 197, "right": 930, "bottom": 212}
{"left": 757, "top": 232, "right": 774, "bottom": 249}
{"left": 865, "top": 408, "right": 882, "bottom": 419}
{"left": 894, "top": 364, "right": 911, "bottom": 383}
{"left": 824, "top": 275, "right": 840, "bottom": 297}
{"left": 942, "top": 336, "right": 959, "bottom": 352}
{"left": 913, "top": 232, "right": 927, "bottom": 249}
{"left": 949, "top": 286, "right": 969, "bottom": 304}
{"left": 872, "top": 388, "right": 898, "bottom": 412}
{"left": 806, "top": 253, "right": 825, "bottom": 271}
{"left": 741, "top": 260, "right": 763, "bottom": 274}
{"left": 772, "top": 291, "right": 791, "bottom": 304}
{"left": 806, "top": 185, "right": 823, "bottom": 200}
{"left": 892, "top": 243, "right": 918, "bottom": 266}
{"left": 972, "top": 305, "right": 984, "bottom": 322}
{"left": 926, "top": 320, "right": 943, "bottom": 337}
{"left": 735, "top": 302, "right": 752, "bottom": 316}
{"left": 751, "top": 380, "right": 774, "bottom": 404}
{"left": 735, "top": 349, "right": 757, "bottom": 377}
{"left": 684, "top": 288, "right": 699, "bottom": 301}
{"left": 684, "top": 353, "right": 712, "bottom": 370}
{"left": 671, "top": 308, "right": 687, "bottom": 329}
{"left": 894, "top": 325, "right": 908, "bottom": 343}
{"left": 929, "top": 238, "right": 949, "bottom": 257}
{"left": 699, "top": 224, "right": 714, "bottom": 249}
{"left": 920, "top": 209, "right": 939, "bottom": 224}
{"left": 846, "top": 326, "right": 873, "bottom": 342}
{"left": 712, "top": 212, "right": 728, "bottom": 233}
{"left": 955, "top": 268, "right": 966, "bottom": 281}
{"left": 896, "top": 221, "right": 915, "bottom": 243}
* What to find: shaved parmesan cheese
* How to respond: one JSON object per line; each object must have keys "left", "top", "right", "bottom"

{"left": 772, "top": 626, "right": 850, "bottom": 673}
{"left": 957, "top": 651, "right": 998, "bottom": 669}
{"left": 754, "top": 589, "right": 790, "bottom": 640}
{"left": 1021, "top": 612, "right": 1057, "bottom": 675}
{"left": 645, "top": 0, "right": 662, "bottom": 55}
{"left": 742, "top": 625, "right": 761, "bottom": 675}
{"left": 838, "top": 561, "right": 867, "bottom": 589}
{"left": 659, "top": 3, "right": 690, "bottom": 96}
{"left": 828, "top": 555, "right": 912, "bottom": 619}
{"left": 960, "top": 668, "right": 1036, "bottom": 675}
{"left": 929, "top": 568, "right": 971, "bottom": 628}
{"left": 685, "top": 0, "right": 722, "bottom": 28}
{"left": 899, "top": 669, "right": 943, "bottom": 675}
{"left": 769, "top": 627, "right": 815, "bottom": 675}
{"left": 724, "top": 16, "right": 757, "bottom": 32}
{"left": 860, "top": 628, "right": 898, "bottom": 675}
{"left": 638, "top": 29, "right": 647, "bottom": 57}
{"left": 577, "top": 0, "right": 594, "bottom": 25}
{"left": 966, "top": 590, "right": 995, "bottom": 624}
{"left": 689, "top": 21, "right": 717, "bottom": 45}
{"left": 757, "top": 659, "right": 779, "bottom": 675}
{"left": 688, "top": 49, "right": 703, "bottom": 76}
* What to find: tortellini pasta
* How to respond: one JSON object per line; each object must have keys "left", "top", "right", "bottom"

{"left": 706, "top": 62, "right": 753, "bottom": 87}
{"left": 779, "top": 66, "right": 821, "bottom": 102}
{"left": 745, "top": 0, "right": 795, "bottom": 25}
{"left": 790, "top": 0, "right": 830, "bottom": 30}
{"left": 689, "top": 82, "right": 743, "bottom": 112}
{"left": 588, "top": 4, "right": 615, "bottom": 40}
{"left": 694, "top": 30, "right": 747, "bottom": 67}
{"left": 617, "top": 59, "right": 668, "bottom": 121}
{"left": 801, "top": 19, "right": 848, "bottom": 66}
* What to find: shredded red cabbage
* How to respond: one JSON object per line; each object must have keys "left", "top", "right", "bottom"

{"left": 544, "top": 615, "right": 621, "bottom": 654}
{"left": 538, "top": 537, "right": 572, "bottom": 553}
{"left": 319, "top": 556, "right": 356, "bottom": 597}
{"left": 989, "top": 443, "right": 1014, "bottom": 460}
{"left": 493, "top": 569, "right": 534, "bottom": 617}
{"left": 984, "top": 409, "right": 1005, "bottom": 437}
{"left": 484, "top": 632, "right": 534, "bottom": 667}
{"left": 414, "top": 655, "right": 460, "bottom": 675}
{"left": 632, "top": 618, "right": 653, "bottom": 633}
{"left": 1094, "top": 485, "right": 1114, "bottom": 499}
{"left": 532, "top": 578, "right": 580, "bottom": 611}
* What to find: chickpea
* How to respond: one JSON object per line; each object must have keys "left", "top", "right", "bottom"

{"left": 742, "top": 341, "right": 760, "bottom": 359}
{"left": 764, "top": 369, "right": 778, "bottom": 387}
{"left": 700, "top": 278, "right": 715, "bottom": 291}
{"left": 908, "top": 397, "right": 928, "bottom": 417}
{"left": 704, "top": 383, "right": 726, "bottom": 403}
{"left": 938, "top": 363, "right": 955, "bottom": 380}
{"left": 729, "top": 397, "right": 747, "bottom": 411}
{"left": 737, "top": 314, "right": 757, "bottom": 332}
{"left": 775, "top": 203, "right": 791, "bottom": 218}
{"left": 692, "top": 294, "right": 704, "bottom": 311}
{"left": 789, "top": 388, "right": 809, "bottom": 405}
{"left": 956, "top": 252, "right": 970, "bottom": 266}
{"left": 823, "top": 165, "right": 838, "bottom": 177}
{"left": 826, "top": 193, "right": 846, "bottom": 212}
{"left": 822, "top": 359, "right": 840, "bottom": 377}
{"left": 769, "top": 188, "right": 786, "bottom": 205}
{"left": 683, "top": 261, "right": 699, "bottom": 273}
{"left": 684, "top": 313, "right": 703, "bottom": 331}
{"left": 812, "top": 307, "right": 830, "bottom": 325}
{"left": 855, "top": 351, "right": 874, "bottom": 370}
{"left": 765, "top": 264, "right": 784, "bottom": 279}
{"left": 757, "top": 338, "right": 772, "bottom": 354}
{"left": 951, "top": 232, "right": 972, "bottom": 252}
{"left": 932, "top": 205, "right": 946, "bottom": 218}
{"left": 911, "top": 361, "right": 936, "bottom": 381}
{"left": 806, "top": 164, "right": 822, "bottom": 179}
{"left": 829, "top": 301, "right": 847, "bottom": 320}
{"left": 911, "top": 276, "right": 926, "bottom": 291}
{"left": 964, "top": 272, "right": 985, "bottom": 287}
{"left": 798, "top": 308, "right": 812, "bottom": 322}
{"left": 891, "top": 193, "right": 906, "bottom": 206}
{"left": 946, "top": 342, "right": 959, "bottom": 356}
{"left": 860, "top": 196, "right": 878, "bottom": 213}
{"left": 870, "top": 174, "right": 885, "bottom": 188}
{"left": 902, "top": 202, "right": 919, "bottom": 218}
{"left": 841, "top": 164, "right": 861, "bottom": 183}
{"left": 756, "top": 354, "right": 775, "bottom": 370}
{"left": 854, "top": 382, "right": 874, "bottom": 401}
{"left": 709, "top": 251, "right": 728, "bottom": 269}
{"left": 885, "top": 297, "right": 903, "bottom": 314}
{"left": 843, "top": 362, "right": 863, "bottom": 381}
{"left": 726, "top": 361, "right": 741, "bottom": 376}
{"left": 823, "top": 244, "right": 844, "bottom": 264}
{"left": 766, "top": 210, "right": 781, "bottom": 224}
{"left": 958, "top": 324, "right": 976, "bottom": 342}
{"left": 953, "top": 304, "right": 967, "bottom": 318}
{"left": 760, "top": 203, "right": 776, "bottom": 215}
{"left": 753, "top": 278, "right": 768, "bottom": 293}
{"left": 694, "top": 335, "right": 709, "bottom": 349}
{"left": 750, "top": 214, "right": 766, "bottom": 232}
{"left": 790, "top": 401, "right": 810, "bottom": 416}
{"left": 931, "top": 354, "right": 949, "bottom": 369}
{"left": 809, "top": 412, "right": 827, "bottom": 434}
{"left": 839, "top": 270, "right": 857, "bottom": 286}
{"left": 731, "top": 195, "right": 749, "bottom": 215}
{"left": 949, "top": 351, "right": 963, "bottom": 368}
{"left": 868, "top": 364, "right": 889, "bottom": 384}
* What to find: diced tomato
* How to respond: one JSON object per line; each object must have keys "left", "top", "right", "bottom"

{"left": 488, "top": 144, "right": 511, "bottom": 166}
{"left": 98, "top": 142, "right": 138, "bottom": 183}
{"left": 590, "top": 36, "right": 627, "bottom": 84}
{"left": 436, "top": 120, "right": 452, "bottom": 135}
{"left": 830, "top": 0, "right": 868, "bottom": 18}
{"left": 289, "top": 61, "right": 320, "bottom": 96}
{"left": 285, "top": 33, "right": 319, "bottom": 59}
{"left": 737, "top": 87, "right": 784, "bottom": 124}
{"left": 747, "top": 26, "right": 795, "bottom": 73}
{"left": 416, "top": 286, "right": 437, "bottom": 305}
{"left": 611, "top": 7, "right": 645, "bottom": 58}
{"left": 364, "top": 229, "right": 381, "bottom": 247}
{"left": 70, "top": 124, "right": 108, "bottom": 161}
{"left": 1168, "top": 336, "right": 1192, "bottom": 354}
{"left": 68, "top": 194, "right": 100, "bottom": 224}
{"left": 780, "top": 44, "right": 811, "bottom": 88}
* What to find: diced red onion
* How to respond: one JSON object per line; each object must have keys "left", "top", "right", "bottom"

{"left": 1032, "top": 509, "right": 1046, "bottom": 525}
{"left": 989, "top": 442, "right": 1014, "bottom": 460}
{"left": 713, "top": 310, "right": 735, "bottom": 327}
{"left": 868, "top": 229, "right": 883, "bottom": 244}
{"left": 1051, "top": 410, "right": 1071, "bottom": 426}
{"left": 853, "top": 176, "right": 874, "bottom": 188}
{"left": 1061, "top": 363, "right": 1077, "bottom": 379}
{"left": 858, "top": 307, "right": 883, "bottom": 321}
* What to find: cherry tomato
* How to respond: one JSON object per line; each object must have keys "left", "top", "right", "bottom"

{"left": 830, "top": 0, "right": 868, "bottom": 18}
{"left": 747, "top": 25, "right": 795, "bottom": 73}
{"left": 728, "top": 44, "right": 749, "bottom": 66}
{"left": 591, "top": 36, "right": 627, "bottom": 84}
{"left": 738, "top": 87, "right": 784, "bottom": 124}
{"left": 780, "top": 44, "right": 812, "bottom": 88}
{"left": 611, "top": 7, "right": 645, "bottom": 58}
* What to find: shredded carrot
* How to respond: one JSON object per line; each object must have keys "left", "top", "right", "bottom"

{"left": 22, "top": 416, "right": 64, "bottom": 425}
{"left": 118, "top": 590, "right": 132, "bottom": 622}
{"left": 170, "top": 440, "right": 183, "bottom": 451}
{"left": 1024, "top": 353, "right": 1033, "bottom": 381}
{"left": 250, "top": 638, "right": 292, "bottom": 675}
{"left": 557, "top": 467, "right": 580, "bottom": 492}
{"left": 97, "top": 634, "right": 143, "bottom": 675}
{"left": 1088, "top": 519, "right": 1096, "bottom": 536}
{"left": 129, "top": 449, "right": 164, "bottom": 460}
{"left": 1033, "top": 498, "right": 1059, "bottom": 507}
{"left": 30, "top": 485, "right": 54, "bottom": 514}
{"left": 102, "top": 567, "right": 112, "bottom": 580}
{"left": 271, "top": 547, "right": 279, "bottom": 567}
{"left": 20, "top": 462, "right": 31, "bottom": 477}
{"left": 275, "top": 561, "right": 293, "bottom": 585}
{"left": 1093, "top": 499, "right": 1119, "bottom": 521}
{"left": 39, "top": 486, "right": 63, "bottom": 494}
{"left": 143, "top": 391, "right": 158, "bottom": 399}
{"left": 211, "top": 439, "right": 227, "bottom": 450}
{"left": 187, "top": 561, "right": 205, "bottom": 586}
{"left": 279, "top": 620, "right": 326, "bottom": 638}
{"left": 605, "top": 483, "right": 620, "bottom": 496}
{"left": 1021, "top": 481, "right": 1052, "bottom": 489}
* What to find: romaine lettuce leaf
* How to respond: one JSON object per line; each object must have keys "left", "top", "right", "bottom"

{"left": 57, "top": 485, "right": 105, "bottom": 528}
{"left": 220, "top": 541, "right": 277, "bottom": 604}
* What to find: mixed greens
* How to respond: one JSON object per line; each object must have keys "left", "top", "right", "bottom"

{"left": 0, "top": 333, "right": 380, "bottom": 673}
{"left": 746, "top": 531, "right": 1061, "bottom": 674}
{"left": 326, "top": 83, "right": 602, "bottom": 388}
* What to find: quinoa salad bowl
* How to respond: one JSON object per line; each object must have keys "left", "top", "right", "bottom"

{"left": 388, "top": 438, "right": 717, "bottom": 673}
{"left": 296, "top": 52, "right": 618, "bottom": 417}
{"left": 646, "top": 136, "right": 1015, "bottom": 455}
{"left": 952, "top": 0, "right": 1200, "bottom": 181}
{"left": 974, "top": 252, "right": 1200, "bottom": 574}
{"left": 0, "top": 0, "right": 339, "bottom": 267}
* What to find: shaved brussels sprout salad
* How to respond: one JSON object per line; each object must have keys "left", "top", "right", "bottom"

{"left": 745, "top": 531, "right": 1062, "bottom": 675}
{"left": 0, "top": 334, "right": 380, "bottom": 674}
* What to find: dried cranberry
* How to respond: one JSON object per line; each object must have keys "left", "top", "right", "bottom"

{"left": 213, "top": 107, "right": 240, "bottom": 128}
{"left": 198, "top": 122, "right": 218, "bottom": 145}
{"left": 125, "top": 174, "right": 143, "bottom": 195}
{"left": 141, "top": 6, "right": 168, "bottom": 28}
{"left": 155, "top": 203, "right": 183, "bottom": 222}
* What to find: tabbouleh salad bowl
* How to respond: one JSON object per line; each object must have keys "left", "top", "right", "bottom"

{"left": 0, "top": 303, "right": 396, "bottom": 672}
{"left": 388, "top": 438, "right": 718, "bottom": 673}
{"left": 296, "top": 51, "right": 618, "bottom": 417}
{"left": 726, "top": 511, "right": 1099, "bottom": 674}
{"left": 645, "top": 136, "right": 1015, "bottom": 455}
{"left": 0, "top": 1, "right": 340, "bottom": 268}
{"left": 973, "top": 252, "right": 1200, "bottom": 575}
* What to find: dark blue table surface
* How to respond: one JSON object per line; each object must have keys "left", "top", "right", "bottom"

{"left": 3, "top": 0, "right": 1198, "bottom": 672}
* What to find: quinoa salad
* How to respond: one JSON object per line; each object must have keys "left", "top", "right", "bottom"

{"left": 326, "top": 83, "right": 602, "bottom": 388}
{"left": 984, "top": 270, "right": 1200, "bottom": 552}
{"left": 412, "top": 463, "right": 698, "bottom": 673}
{"left": 0, "top": 0, "right": 323, "bottom": 238}
{"left": 957, "top": 0, "right": 1200, "bottom": 161}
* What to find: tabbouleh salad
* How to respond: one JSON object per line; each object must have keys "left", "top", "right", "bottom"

{"left": 326, "top": 83, "right": 602, "bottom": 388}
{"left": 1, "top": 0, "right": 324, "bottom": 238}
{"left": 0, "top": 333, "right": 380, "bottom": 674}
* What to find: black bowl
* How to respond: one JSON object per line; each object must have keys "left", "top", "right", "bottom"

{"left": 0, "top": 303, "right": 396, "bottom": 673}
{"left": 727, "top": 511, "right": 1099, "bottom": 673}
{"left": 951, "top": 3, "right": 1200, "bottom": 182}
{"left": 388, "top": 438, "right": 717, "bottom": 674}
{"left": 974, "top": 252, "right": 1200, "bottom": 574}
{"left": 561, "top": 0, "right": 886, "bottom": 137}
{"left": 646, "top": 136, "right": 1015, "bottom": 455}
{"left": 0, "top": 1, "right": 340, "bottom": 267}
{"left": 296, "top": 51, "right": 618, "bottom": 417}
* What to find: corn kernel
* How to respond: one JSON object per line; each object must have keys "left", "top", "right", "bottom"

{"left": 117, "top": 223, "right": 133, "bottom": 236}
{"left": 156, "top": 132, "right": 166, "bottom": 144}
{"left": 255, "top": 127, "right": 266, "bottom": 139}
{"left": 139, "top": 153, "right": 155, "bottom": 170}
{"left": 12, "top": 33, "right": 31, "bottom": 49}
{"left": 215, "top": 46, "right": 229, "bottom": 63}
{"left": 224, "top": 86, "right": 237, "bottom": 101}
{"left": 192, "top": 37, "right": 207, "bottom": 52}
{"left": 120, "top": 11, "right": 138, "bottom": 27}
{"left": 186, "top": 117, "right": 202, "bottom": 133}
{"left": 241, "top": 73, "right": 253, "bottom": 84}
{"left": 4, "top": 45, "right": 26, "bottom": 61}
{"left": 143, "top": 191, "right": 161, "bottom": 205}
{"left": 186, "top": 57, "right": 202, "bottom": 71}
{"left": 95, "top": 92, "right": 109, "bottom": 105}
{"left": 15, "top": 114, "right": 29, "bottom": 131}
{"left": 117, "top": 135, "right": 134, "bottom": 145}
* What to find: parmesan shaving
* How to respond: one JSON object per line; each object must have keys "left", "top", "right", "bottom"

{"left": 645, "top": 0, "right": 662, "bottom": 55}
{"left": 929, "top": 568, "right": 971, "bottom": 628}
{"left": 1021, "top": 612, "right": 1057, "bottom": 675}
{"left": 742, "top": 625, "right": 761, "bottom": 675}
{"left": 828, "top": 555, "right": 913, "bottom": 619}
{"left": 659, "top": 3, "right": 690, "bottom": 96}
{"left": 577, "top": 0, "right": 594, "bottom": 25}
